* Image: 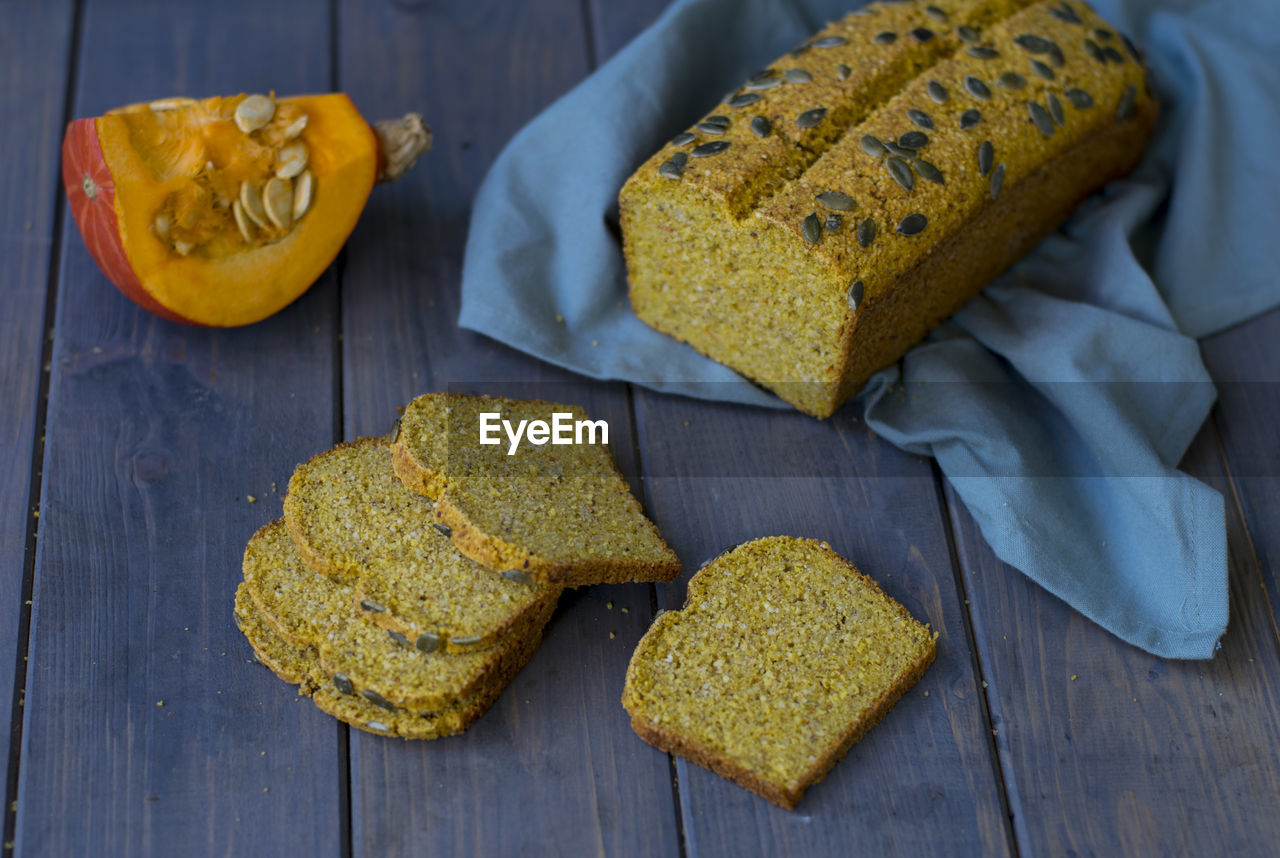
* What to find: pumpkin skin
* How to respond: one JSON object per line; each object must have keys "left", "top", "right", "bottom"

{"left": 61, "top": 94, "right": 382, "bottom": 327}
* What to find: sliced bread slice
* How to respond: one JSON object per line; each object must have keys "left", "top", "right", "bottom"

{"left": 390, "top": 392, "right": 680, "bottom": 587}
{"left": 622, "top": 537, "right": 936, "bottom": 810}
{"left": 242, "top": 520, "right": 551, "bottom": 711}
{"left": 284, "top": 437, "right": 560, "bottom": 653}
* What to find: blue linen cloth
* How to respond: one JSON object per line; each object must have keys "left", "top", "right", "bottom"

{"left": 458, "top": 0, "right": 1280, "bottom": 658}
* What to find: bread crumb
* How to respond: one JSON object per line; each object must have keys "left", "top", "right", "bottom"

{"left": 555, "top": 314, "right": 565, "bottom": 324}
{"left": 609, "top": 632, "right": 616, "bottom": 639}
{"left": 621, "top": 607, "right": 629, "bottom": 614}
{"left": 156, "top": 700, "right": 165, "bottom": 707}
{"left": 606, "top": 601, "right": 614, "bottom": 610}
{"left": 247, "top": 495, "right": 257, "bottom": 503}
{"left": 1070, "top": 674, "right": 1078, "bottom": 681}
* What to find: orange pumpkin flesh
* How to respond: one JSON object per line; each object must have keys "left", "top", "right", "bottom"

{"left": 61, "top": 93, "right": 422, "bottom": 327}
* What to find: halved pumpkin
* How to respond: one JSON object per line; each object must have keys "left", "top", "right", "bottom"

{"left": 61, "top": 93, "right": 430, "bottom": 326}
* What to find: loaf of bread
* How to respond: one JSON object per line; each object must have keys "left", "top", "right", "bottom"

{"left": 622, "top": 537, "right": 936, "bottom": 809}
{"left": 620, "top": 0, "right": 1156, "bottom": 417}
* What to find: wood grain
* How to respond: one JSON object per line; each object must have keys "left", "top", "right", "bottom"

{"left": 14, "top": 2, "right": 345, "bottom": 855}
{"left": 336, "top": 0, "right": 680, "bottom": 854}
{"left": 0, "top": 0, "right": 75, "bottom": 824}
{"left": 945, "top": 421, "right": 1280, "bottom": 857}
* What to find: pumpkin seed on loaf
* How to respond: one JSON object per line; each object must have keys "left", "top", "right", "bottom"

{"left": 242, "top": 520, "right": 552, "bottom": 711}
{"left": 284, "top": 437, "right": 560, "bottom": 653}
{"left": 622, "top": 537, "right": 936, "bottom": 809}
{"left": 391, "top": 393, "right": 680, "bottom": 587}
{"left": 235, "top": 581, "right": 512, "bottom": 739}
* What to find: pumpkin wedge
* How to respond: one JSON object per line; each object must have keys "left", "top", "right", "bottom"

{"left": 61, "top": 92, "right": 431, "bottom": 326}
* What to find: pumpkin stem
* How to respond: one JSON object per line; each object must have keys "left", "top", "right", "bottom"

{"left": 374, "top": 113, "right": 432, "bottom": 183}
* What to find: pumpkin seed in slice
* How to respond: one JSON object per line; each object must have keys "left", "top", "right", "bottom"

{"left": 333, "top": 674, "right": 355, "bottom": 696}
{"left": 857, "top": 218, "right": 876, "bottom": 249}
{"left": 1116, "top": 84, "right": 1137, "bottom": 121}
{"left": 696, "top": 121, "right": 728, "bottom": 135}
{"left": 1083, "top": 37, "right": 1105, "bottom": 63}
{"left": 658, "top": 159, "right": 684, "bottom": 180}
{"left": 817, "top": 190, "right": 855, "bottom": 211}
{"left": 670, "top": 131, "right": 696, "bottom": 146}
{"left": 1031, "top": 59, "right": 1055, "bottom": 80}
{"left": 899, "top": 130, "right": 929, "bottom": 149}
{"left": 750, "top": 116, "right": 772, "bottom": 138}
{"left": 964, "top": 75, "right": 991, "bottom": 100}
{"left": 897, "top": 213, "right": 927, "bottom": 236}
{"left": 998, "top": 72, "right": 1026, "bottom": 89}
{"left": 915, "top": 160, "right": 944, "bottom": 185}
{"left": 812, "top": 35, "right": 846, "bottom": 48}
{"left": 387, "top": 630, "right": 410, "bottom": 647}
{"left": 978, "top": 140, "right": 994, "bottom": 176}
{"left": 232, "top": 200, "right": 254, "bottom": 242}
{"left": 704, "top": 114, "right": 730, "bottom": 127}
{"left": 360, "top": 598, "right": 388, "bottom": 613}
{"left": 745, "top": 75, "right": 783, "bottom": 91}
{"left": 989, "top": 162, "right": 1006, "bottom": 199}
{"left": 1014, "top": 34, "right": 1055, "bottom": 54}
{"left": 691, "top": 140, "right": 730, "bottom": 157}
{"left": 284, "top": 115, "right": 308, "bottom": 140}
{"left": 861, "top": 135, "right": 888, "bottom": 158}
{"left": 784, "top": 68, "right": 812, "bottom": 83}
{"left": 502, "top": 569, "right": 533, "bottom": 585}
{"left": 836, "top": 64, "right": 852, "bottom": 81}
{"left": 1047, "top": 92, "right": 1065, "bottom": 126}
{"left": 847, "top": 280, "right": 864, "bottom": 311}
{"left": 728, "top": 93, "right": 761, "bottom": 108}
{"left": 431, "top": 522, "right": 452, "bottom": 537}
{"left": 275, "top": 140, "right": 308, "bottom": 179}
{"left": 801, "top": 213, "right": 822, "bottom": 244}
{"left": 262, "top": 177, "right": 293, "bottom": 230}
{"left": 670, "top": 151, "right": 689, "bottom": 169}
{"left": 1122, "top": 34, "right": 1142, "bottom": 64}
{"left": 907, "top": 109, "right": 934, "bottom": 129}
{"left": 796, "top": 108, "right": 827, "bottom": 128}
{"left": 968, "top": 46, "right": 999, "bottom": 59}
{"left": 927, "top": 80, "right": 948, "bottom": 104}
{"left": 451, "top": 635, "right": 484, "bottom": 648}
{"left": 415, "top": 632, "right": 441, "bottom": 654}
{"left": 884, "top": 141, "right": 915, "bottom": 158}
{"left": 291, "top": 170, "right": 313, "bottom": 221}
{"left": 1049, "top": 2, "right": 1081, "bottom": 24}
{"left": 239, "top": 181, "right": 269, "bottom": 227}
{"left": 1065, "top": 88, "right": 1094, "bottom": 109}
{"left": 926, "top": 5, "right": 948, "bottom": 22}
{"left": 873, "top": 31, "right": 897, "bottom": 45}
{"left": 362, "top": 689, "right": 396, "bottom": 711}
{"left": 957, "top": 25, "right": 979, "bottom": 43}
{"left": 234, "top": 94, "right": 274, "bottom": 133}
{"left": 886, "top": 156, "right": 914, "bottom": 191}
{"left": 911, "top": 28, "right": 935, "bottom": 42}
{"left": 1104, "top": 46, "right": 1125, "bottom": 64}
{"left": 1028, "top": 101, "right": 1055, "bottom": 136}
{"left": 959, "top": 109, "right": 981, "bottom": 130}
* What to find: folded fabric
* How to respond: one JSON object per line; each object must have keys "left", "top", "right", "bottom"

{"left": 459, "top": 0, "right": 1280, "bottom": 658}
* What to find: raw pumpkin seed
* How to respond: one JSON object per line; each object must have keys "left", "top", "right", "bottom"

{"left": 897, "top": 213, "right": 927, "bottom": 235}
{"left": 387, "top": 630, "right": 410, "bottom": 647}
{"left": 501, "top": 569, "right": 533, "bottom": 585}
{"left": 978, "top": 140, "right": 994, "bottom": 176}
{"left": 275, "top": 141, "right": 308, "bottom": 179}
{"left": 861, "top": 135, "right": 888, "bottom": 158}
{"left": 153, "top": 213, "right": 170, "bottom": 237}
{"left": 836, "top": 64, "right": 852, "bottom": 81}
{"left": 745, "top": 75, "right": 783, "bottom": 91}
{"left": 886, "top": 156, "right": 914, "bottom": 190}
{"left": 283, "top": 115, "right": 308, "bottom": 140}
{"left": 149, "top": 97, "right": 195, "bottom": 111}
{"left": 812, "top": 35, "right": 846, "bottom": 48}
{"left": 234, "top": 94, "right": 274, "bottom": 133}
{"left": 333, "top": 674, "right": 355, "bottom": 696}
{"left": 232, "top": 200, "right": 253, "bottom": 242}
{"left": 691, "top": 140, "right": 730, "bottom": 157}
{"left": 857, "top": 217, "right": 876, "bottom": 248}
{"left": 1047, "top": 92, "right": 1065, "bottom": 126}
{"left": 874, "top": 32, "right": 897, "bottom": 45}
{"left": 964, "top": 75, "right": 991, "bottom": 99}
{"left": 899, "top": 130, "right": 929, "bottom": 149}
{"left": 907, "top": 108, "right": 934, "bottom": 129}
{"left": 172, "top": 240, "right": 193, "bottom": 257}
{"left": 957, "top": 25, "right": 979, "bottom": 43}
{"left": 1031, "top": 59, "right": 1055, "bottom": 80}
{"left": 360, "top": 598, "right": 387, "bottom": 613}
{"left": 817, "top": 190, "right": 855, "bottom": 211}
{"left": 926, "top": 5, "right": 948, "bottom": 22}
{"left": 431, "top": 522, "right": 452, "bottom": 537}
{"left": 927, "top": 80, "right": 948, "bottom": 103}
{"left": 291, "top": 170, "right": 313, "bottom": 221}
{"left": 802, "top": 213, "right": 822, "bottom": 244}
{"left": 671, "top": 131, "right": 696, "bottom": 146}
{"left": 1116, "top": 84, "right": 1137, "bottom": 121}
{"left": 239, "top": 181, "right": 269, "bottom": 227}
{"left": 784, "top": 68, "right": 812, "bottom": 83}
{"left": 959, "top": 108, "right": 982, "bottom": 129}
{"left": 998, "top": 72, "right": 1026, "bottom": 89}
{"left": 968, "top": 46, "right": 1000, "bottom": 59}
{"left": 728, "top": 93, "right": 761, "bottom": 108}
{"left": 824, "top": 214, "right": 842, "bottom": 232}
{"left": 1065, "top": 88, "right": 1094, "bottom": 109}
{"left": 750, "top": 116, "right": 772, "bottom": 137}
{"left": 989, "top": 162, "right": 1006, "bottom": 199}
{"left": 262, "top": 177, "right": 293, "bottom": 230}
{"left": 1028, "top": 101, "right": 1055, "bottom": 136}
{"left": 911, "top": 28, "right": 935, "bottom": 42}
{"left": 362, "top": 689, "right": 396, "bottom": 711}
{"left": 796, "top": 108, "right": 827, "bottom": 128}
{"left": 915, "top": 160, "right": 944, "bottom": 185}
{"left": 415, "top": 632, "right": 441, "bottom": 654}
{"left": 847, "top": 279, "right": 865, "bottom": 311}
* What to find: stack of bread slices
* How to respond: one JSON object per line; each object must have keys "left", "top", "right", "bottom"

{"left": 235, "top": 392, "right": 680, "bottom": 738}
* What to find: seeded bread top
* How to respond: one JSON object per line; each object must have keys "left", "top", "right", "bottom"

{"left": 623, "top": 537, "right": 935, "bottom": 794}
{"left": 242, "top": 520, "right": 548, "bottom": 710}
{"left": 284, "top": 437, "right": 558, "bottom": 649}
{"left": 393, "top": 393, "right": 681, "bottom": 586}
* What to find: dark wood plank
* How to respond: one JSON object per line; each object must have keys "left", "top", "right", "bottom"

{"left": 0, "top": 0, "right": 75, "bottom": 824}
{"left": 591, "top": 1, "right": 1012, "bottom": 853}
{"left": 1201, "top": 309, "right": 1280, "bottom": 636}
{"left": 15, "top": 2, "right": 346, "bottom": 855}
{"left": 337, "top": 0, "right": 680, "bottom": 854}
{"left": 946, "top": 421, "right": 1280, "bottom": 857}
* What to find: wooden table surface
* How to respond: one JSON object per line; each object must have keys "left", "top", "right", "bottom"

{"left": 3, "top": 1, "right": 1279, "bottom": 855}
